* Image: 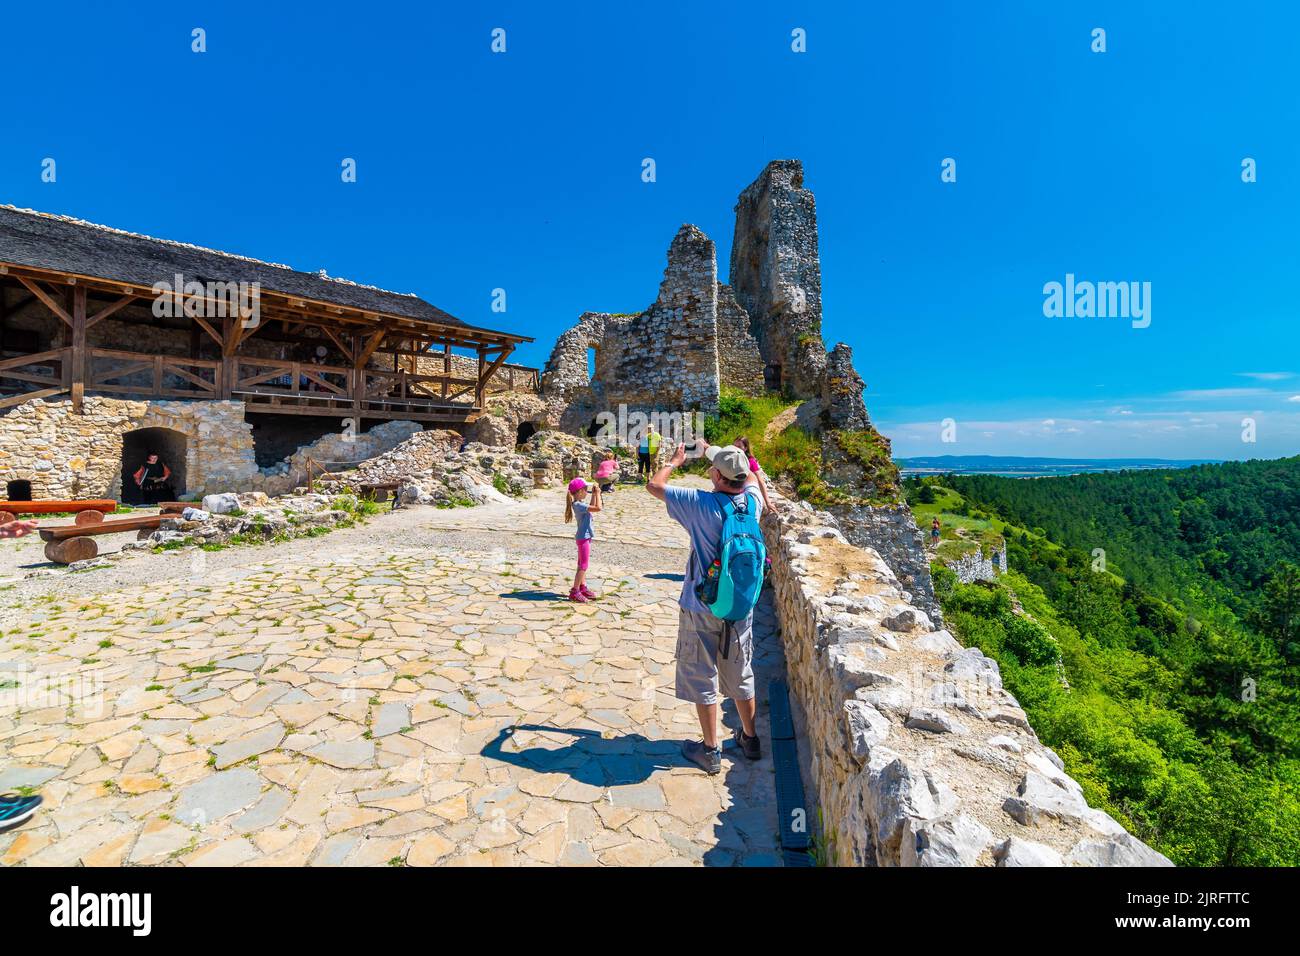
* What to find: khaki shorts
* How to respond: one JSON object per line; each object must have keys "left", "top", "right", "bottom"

{"left": 674, "top": 609, "right": 755, "bottom": 705}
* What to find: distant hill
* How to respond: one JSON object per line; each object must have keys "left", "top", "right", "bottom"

{"left": 897, "top": 455, "right": 1221, "bottom": 477}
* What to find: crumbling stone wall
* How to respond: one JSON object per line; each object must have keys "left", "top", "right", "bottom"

{"left": 543, "top": 225, "right": 747, "bottom": 432}
{"left": 763, "top": 495, "right": 1171, "bottom": 867}
{"left": 716, "top": 284, "right": 765, "bottom": 395}
{"left": 730, "top": 160, "right": 827, "bottom": 397}
{"left": 947, "top": 546, "right": 1009, "bottom": 585}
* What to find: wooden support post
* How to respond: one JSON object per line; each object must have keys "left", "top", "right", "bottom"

{"left": 71, "top": 286, "right": 87, "bottom": 413}
{"left": 476, "top": 350, "right": 486, "bottom": 409}
{"left": 219, "top": 315, "right": 235, "bottom": 399}
{"left": 351, "top": 334, "right": 363, "bottom": 418}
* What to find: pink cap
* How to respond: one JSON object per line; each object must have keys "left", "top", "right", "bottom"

{"left": 568, "top": 477, "right": 588, "bottom": 495}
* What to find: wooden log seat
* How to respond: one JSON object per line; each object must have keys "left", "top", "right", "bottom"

{"left": 38, "top": 514, "right": 166, "bottom": 564}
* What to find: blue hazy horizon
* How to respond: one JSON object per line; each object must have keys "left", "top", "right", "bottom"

{"left": 2, "top": 1, "right": 1296, "bottom": 459}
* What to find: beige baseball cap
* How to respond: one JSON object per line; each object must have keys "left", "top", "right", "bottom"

{"left": 705, "top": 444, "right": 750, "bottom": 482}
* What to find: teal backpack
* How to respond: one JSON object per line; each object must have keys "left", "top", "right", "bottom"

{"left": 694, "top": 491, "right": 767, "bottom": 652}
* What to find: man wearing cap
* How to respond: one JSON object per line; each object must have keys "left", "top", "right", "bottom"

{"left": 647, "top": 440, "right": 763, "bottom": 774}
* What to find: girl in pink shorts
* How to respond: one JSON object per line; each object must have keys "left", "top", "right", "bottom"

{"left": 564, "top": 477, "right": 602, "bottom": 602}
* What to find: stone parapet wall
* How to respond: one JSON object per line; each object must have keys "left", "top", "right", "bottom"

{"left": 762, "top": 495, "right": 1171, "bottom": 867}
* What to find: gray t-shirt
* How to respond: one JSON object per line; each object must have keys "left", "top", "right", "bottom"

{"left": 663, "top": 483, "right": 763, "bottom": 614}
{"left": 571, "top": 500, "right": 594, "bottom": 540}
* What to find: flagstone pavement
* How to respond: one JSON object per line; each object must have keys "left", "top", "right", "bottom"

{"left": 0, "top": 479, "right": 785, "bottom": 867}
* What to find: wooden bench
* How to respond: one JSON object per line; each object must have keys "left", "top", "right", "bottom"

{"left": 0, "top": 499, "right": 118, "bottom": 527}
{"left": 38, "top": 514, "right": 166, "bottom": 564}
{"left": 357, "top": 481, "right": 403, "bottom": 510}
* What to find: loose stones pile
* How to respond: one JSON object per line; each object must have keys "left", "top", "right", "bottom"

{"left": 123, "top": 492, "right": 354, "bottom": 554}
{"left": 762, "top": 495, "right": 1172, "bottom": 867}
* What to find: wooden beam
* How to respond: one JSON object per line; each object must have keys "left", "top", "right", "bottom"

{"left": 219, "top": 316, "right": 235, "bottom": 398}
{"left": 355, "top": 327, "right": 389, "bottom": 369}
{"left": 0, "top": 386, "right": 69, "bottom": 410}
{"left": 16, "top": 276, "right": 73, "bottom": 328}
{"left": 476, "top": 345, "right": 513, "bottom": 408}
{"left": 70, "top": 286, "right": 87, "bottom": 413}
{"left": 85, "top": 294, "right": 138, "bottom": 329}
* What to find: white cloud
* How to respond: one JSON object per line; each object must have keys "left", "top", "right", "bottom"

{"left": 1238, "top": 372, "right": 1293, "bottom": 381}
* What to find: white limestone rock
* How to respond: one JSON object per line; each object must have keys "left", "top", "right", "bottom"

{"left": 902, "top": 814, "right": 995, "bottom": 867}
{"left": 1067, "top": 833, "right": 1173, "bottom": 867}
{"left": 995, "top": 836, "right": 1065, "bottom": 867}
{"left": 201, "top": 493, "right": 241, "bottom": 515}
{"left": 844, "top": 700, "right": 891, "bottom": 761}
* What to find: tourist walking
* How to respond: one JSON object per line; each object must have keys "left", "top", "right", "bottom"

{"left": 565, "top": 477, "right": 602, "bottom": 602}
{"left": 637, "top": 424, "right": 661, "bottom": 480}
{"left": 647, "top": 440, "right": 765, "bottom": 775}
{"left": 930, "top": 516, "right": 941, "bottom": 549}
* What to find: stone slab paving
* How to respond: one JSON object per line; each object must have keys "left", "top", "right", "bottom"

{"left": 0, "top": 479, "right": 784, "bottom": 866}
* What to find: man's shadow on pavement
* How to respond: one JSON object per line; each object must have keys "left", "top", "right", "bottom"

{"left": 481, "top": 725, "right": 682, "bottom": 785}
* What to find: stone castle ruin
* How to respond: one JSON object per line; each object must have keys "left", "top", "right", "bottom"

{"left": 542, "top": 160, "right": 937, "bottom": 615}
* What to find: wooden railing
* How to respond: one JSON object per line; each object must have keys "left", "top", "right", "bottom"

{"left": 487, "top": 363, "right": 540, "bottom": 394}
{"left": 232, "top": 356, "right": 351, "bottom": 398}
{"left": 0, "top": 347, "right": 71, "bottom": 409}
{"left": 88, "top": 348, "right": 218, "bottom": 398}
{"left": 362, "top": 368, "right": 479, "bottom": 406}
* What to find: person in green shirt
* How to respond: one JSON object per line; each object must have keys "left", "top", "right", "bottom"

{"left": 637, "top": 424, "right": 662, "bottom": 480}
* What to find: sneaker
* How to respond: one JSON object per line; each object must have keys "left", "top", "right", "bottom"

{"left": 0, "top": 793, "right": 43, "bottom": 829}
{"left": 681, "top": 739, "right": 722, "bottom": 776}
{"left": 568, "top": 588, "right": 588, "bottom": 603}
{"left": 579, "top": 585, "right": 597, "bottom": 599}
{"left": 732, "top": 727, "right": 762, "bottom": 761}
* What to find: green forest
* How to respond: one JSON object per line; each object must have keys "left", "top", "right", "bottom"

{"left": 906, "top": 457, "right": 1300, "bottom": 865}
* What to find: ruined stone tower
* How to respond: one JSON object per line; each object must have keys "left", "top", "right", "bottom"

{"left": 730, "top": 160, "right": 828, "bottom": 398}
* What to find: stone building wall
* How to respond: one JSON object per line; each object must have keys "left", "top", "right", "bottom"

{"left": 0, "top": 396, "right": 258, "bottom": 500}
{"left": 729, "top": 159, "right": 828, "bottom": 397}
{"left": 762, "top": 494, "right": 1171, "bottom": 867}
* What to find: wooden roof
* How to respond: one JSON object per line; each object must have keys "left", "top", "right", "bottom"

{"left": 0, "top": 205, "right": 531, "bottom": 345}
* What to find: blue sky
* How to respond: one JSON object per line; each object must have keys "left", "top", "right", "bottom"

{"left": 3, "top": 1, "right": 1297, "bottom": 459}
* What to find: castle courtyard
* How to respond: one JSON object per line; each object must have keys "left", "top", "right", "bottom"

{"left": 0, "top": 480, "right": 785, "bottom": 867}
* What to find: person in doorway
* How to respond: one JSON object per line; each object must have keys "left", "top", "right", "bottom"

{"left": 564, "top": 477, "right": 602, "bottom": 602}
{"left": 637, "top": 424, "right": 661, "bottom": 480}
{"left": 133, "top": 453, "right": 174, "bottom": 505}
{"left": 648, "top": 440, "right": 763, "bottom": 775}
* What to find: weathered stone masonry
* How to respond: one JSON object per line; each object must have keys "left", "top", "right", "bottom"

{"left": 542, "top": 225, "right": 765, "bottom": 434}
{"left": 762, "top": 495, "right": 1171, "bottom": 867}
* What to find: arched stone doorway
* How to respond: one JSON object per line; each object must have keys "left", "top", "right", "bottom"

{"left": 516, "top": 421, "right": 538, "bottom": 446}
{"left": 121, "top": 427, "right": 188, "bottom": 504}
